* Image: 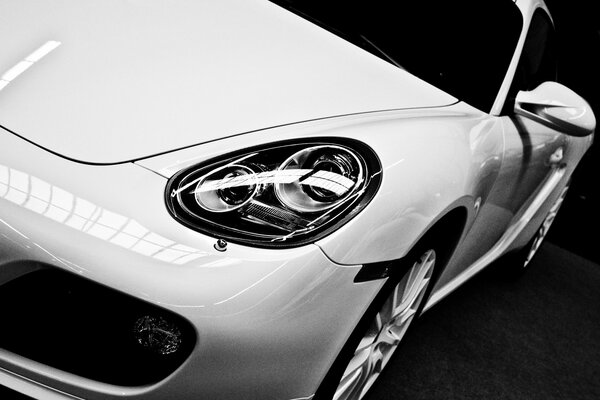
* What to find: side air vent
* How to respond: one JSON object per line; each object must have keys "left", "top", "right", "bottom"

{"left": 0, "top": 268, "right": 196, "bottom": 386}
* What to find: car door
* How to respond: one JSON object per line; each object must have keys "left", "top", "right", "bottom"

{"left": 434, "top": 8, "right": 566, "bottom": 289}
{"left": 495, "top": 9, "right": 566, "bottom": 222}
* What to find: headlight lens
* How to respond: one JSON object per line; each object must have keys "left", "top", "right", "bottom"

{"left": 194, "top": 164, "right": 258, "bottom": 212}
{"left": 166, "top": 139, "right": 381, "bottom": 248}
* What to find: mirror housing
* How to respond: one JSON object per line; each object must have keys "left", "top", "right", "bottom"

{"left": 514, "top": 81, "right": 595, "bottom": 137}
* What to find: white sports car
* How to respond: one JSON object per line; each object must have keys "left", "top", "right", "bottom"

{"left": 0, "top": 0, "right": 594, "bottom": 399}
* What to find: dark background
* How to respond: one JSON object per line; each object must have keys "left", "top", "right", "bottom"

{"left": 540, "top": 0, "right": 600, "bottom": 264}
{"left": 1, "top": 0, "right": 599, "bottom": 399}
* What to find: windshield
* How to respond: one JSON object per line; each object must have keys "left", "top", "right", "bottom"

{"left": 268, "top": 0, "right": 523, "bottom": 112}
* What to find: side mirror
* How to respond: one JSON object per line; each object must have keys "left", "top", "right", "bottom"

{"left": 514, "top": 81, "right": 596, "bottom": 137}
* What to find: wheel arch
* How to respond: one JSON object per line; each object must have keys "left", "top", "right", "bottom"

{"left": 412, "top": 206, "right": 469, "bottom": 277}
{"left": 354, "top": 204, "right": 469, "bottom": 284}
{"left": 313, "top": 205, "right": 468, "bottom": 400}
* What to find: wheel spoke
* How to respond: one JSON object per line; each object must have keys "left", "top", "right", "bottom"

{"left": 380, "top": 296, "right": 394, "bottom": 324}
{"left": 388, "top": 315, "right": 414, "bottom": 342}
{"left": 342, "top": 347, "right": 370, "bottom": 379}
{"left": 523, "top": 184, "right": 569, "bottom": 268}
{"left": 396, "top": 257, "right": 433, "bottom": 315}
{"left": 378, "top": 327, "right": 401, "bottom": 347}
{"left": 398, "top": 305, "right": 418, "bottom": 326}
{"left": 333, "top": 368, "right": 362, "bottom": 400}
{"left": 374, "top": 312, "right": 383, "bottom": 332}
{"left": 401, "top": 266, "right": 417, "bottom": 302}
{"left": 355, "top": 330, "right": 377, "bottom": 353}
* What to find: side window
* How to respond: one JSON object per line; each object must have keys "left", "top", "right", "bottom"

{"left": 504, "top": 10, "right": 557, "bottom": 113}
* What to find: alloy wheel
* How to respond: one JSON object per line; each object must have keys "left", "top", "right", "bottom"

{"left": 333, "top": 249, "right": 436, "bottom": 400}
{"left": 523, "top": 184, "right": 569, "bottom": 268}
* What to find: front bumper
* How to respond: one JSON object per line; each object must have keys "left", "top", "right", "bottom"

{"left": 0, "top": 128, "right": 383, "bottom": 399}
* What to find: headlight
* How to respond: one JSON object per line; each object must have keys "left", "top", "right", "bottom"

{"left": 166, "top": 139, "right": 381, "bottom": 248}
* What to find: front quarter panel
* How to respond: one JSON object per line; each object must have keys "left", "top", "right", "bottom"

{"left": 317, "top": 106, "right": 505, "bottom": 264}
{"left": 139, "top": 102, "right": 502, "bottom": 266}
{"left": 0, "top": 126, "right": 385, "bottom": 400}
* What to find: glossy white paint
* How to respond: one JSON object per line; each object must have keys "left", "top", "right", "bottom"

{"left": 515, "top": 81, "right": 597, "bottom": 136}
{"left": 315, "top": 102, "right": 500, "bottom": 265}
{"left": 0, "top": 126, "right": 385, "bottom": 399}
{"left": 0, "top": 0, "right": 454, "bottom": 164}
{"left": 426, "top": 165, "right": 567, "bottom": 310}
{"left": 140, "top": 98, "right": 592, "bottom": 313}
{"left": 0, "top": 367, "right": 81, "bottom": 400}
{"left": 0, "top": 0, "right": 595, "bottom": 399}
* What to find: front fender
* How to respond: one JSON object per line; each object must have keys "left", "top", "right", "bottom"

{"left": 316, "top": 105, "right": 504, "bottom": 264}
{"left": 138, "top": 102, "right": 502, "bottom": 265}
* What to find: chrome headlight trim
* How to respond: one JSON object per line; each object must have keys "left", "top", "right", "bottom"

{"left": 165, "top": 138, "right": 382, "bottom": 248}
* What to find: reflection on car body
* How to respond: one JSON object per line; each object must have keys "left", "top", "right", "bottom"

{"left": 0, "top": 0, "right": 594, "bottom": 399}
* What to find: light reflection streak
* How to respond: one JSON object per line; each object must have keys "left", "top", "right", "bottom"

{"left": 196, "top": 169, "right": 355, "bottom": 197}
{"left": 384, "top": 159, "right": 405, "bottom": 170}
{"left": 0, "top": 165, "right": 206, "bottom": 265}
{"left": 0, "top": 217, "right": 29, "bottom": 239}
{"left": 172, "top": 153, "right": 258, "bottom": 196}
{"left": 0, "top": 41, "right": 61, "bottom": 92}
{"left": 289, "top": 395, "right": 314, "bottom": 400}
{"left": 213, "top": 261, "right": 290, "bottom": 305}
{"left": 213, "top": 257, "right": 318, "bottom": 317}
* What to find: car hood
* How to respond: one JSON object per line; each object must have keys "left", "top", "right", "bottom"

{"left": 0, "top": 0, "right": 456, "bottom": 164}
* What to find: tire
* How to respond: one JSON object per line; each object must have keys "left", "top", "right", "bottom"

{"left": 317, "top": 245, "right": 439, "bottom": 400}
{"left": 505, "top": 181, "right": 570, "bottom": 277}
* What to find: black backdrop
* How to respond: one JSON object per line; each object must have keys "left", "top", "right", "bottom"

{"left": 544, "top": 0, "right": 600, "bottom": 262}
